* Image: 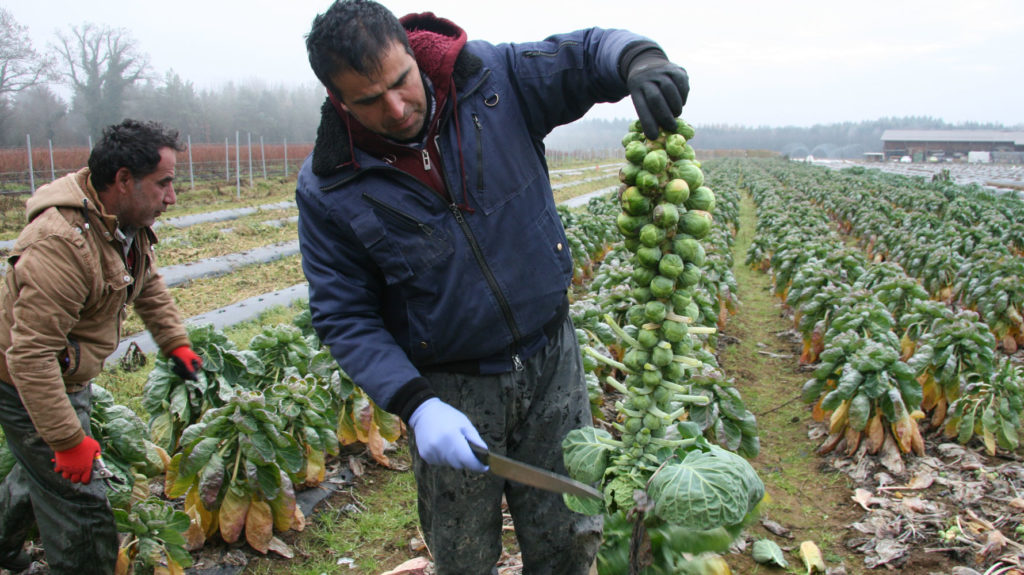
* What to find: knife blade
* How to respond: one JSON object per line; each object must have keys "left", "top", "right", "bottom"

{"left": 470, "top": 444, "right": 600, "bottom": 500}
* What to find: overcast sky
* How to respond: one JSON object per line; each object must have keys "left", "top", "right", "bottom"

{"left": 9, "top": 0, "right": 1024, "bottom": 128}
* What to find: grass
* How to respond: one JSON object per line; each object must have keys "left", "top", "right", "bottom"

{"left": 244, "top": 455, "right": 419, "bottom": 575}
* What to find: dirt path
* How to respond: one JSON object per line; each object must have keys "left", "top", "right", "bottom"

{"left": 717, "top": 193, "right": 959, "bottom": 574}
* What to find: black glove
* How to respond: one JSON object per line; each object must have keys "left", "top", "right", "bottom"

{"left": 625, "top": 49, "right": 689, "bottom": 140}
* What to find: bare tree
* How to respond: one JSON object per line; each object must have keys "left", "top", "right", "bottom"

{"left": 52, "top": 23, "right": 149, "bottom": 139}
{"left": 0, "top": 8, "right": 51, "bottom": 137}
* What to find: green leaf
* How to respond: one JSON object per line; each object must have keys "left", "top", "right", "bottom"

{"left": 648, "top": 447, "right": 764, "bottom": 530}
{"left": 562, "top": 427, "right": 615, "bottom": 485}
{"left": 752, "top": 539, "right": 789, "bottom": 568}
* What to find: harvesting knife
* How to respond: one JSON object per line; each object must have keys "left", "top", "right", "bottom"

{"left": 470, "top": 444, "right": 601, "bottom": 500}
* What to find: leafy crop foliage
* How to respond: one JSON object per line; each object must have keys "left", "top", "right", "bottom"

{"left": 4, "top": 306, "right": 408, "bottom": 568}
{"left": 740, "top": 158, "right": 1024, "bottom": 464}
{"left": 562, "top": 121, "right": 764, "bottom": 574}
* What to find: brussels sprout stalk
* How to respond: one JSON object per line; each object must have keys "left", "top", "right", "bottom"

{"left": 603, "top": 313, "right": 641, "bottom": 348}
{"left": 603, "top": 376, "right": 631, "bottom": 395}
{"left": 584, "top": 346, "right": 633, "bottom": 374}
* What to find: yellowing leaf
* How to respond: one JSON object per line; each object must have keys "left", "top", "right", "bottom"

{"left": 799, "top": 540, "right": 825, "bottom": 574}
{"left": 218, "top": 486, "right": 250, "bottom": 544}
{"left": 304, "top": 446, "right": 326, "bottom": 487}
{"left": 115, "top": 547, "right": 132, "bottom": 575}
{"left": 367, "top": 422, "right": 392, "bottom": 468}
{"left": 245, "top": 500, "right": 274, "bottom": 554}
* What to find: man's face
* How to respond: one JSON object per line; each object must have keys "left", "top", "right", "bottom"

{"left": 330, "top": 41, "right": 428, "bottom": 142}
{"left": 118, "top": 147, "right": 177, "bottom": 229}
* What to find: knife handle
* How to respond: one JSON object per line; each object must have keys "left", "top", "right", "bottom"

{"left": 469, "top": 443, "right": 490, "bottom": 466}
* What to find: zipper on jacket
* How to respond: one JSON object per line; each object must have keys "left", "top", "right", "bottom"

{"left": 471, "top": 115, "right": 484, "bottom": 190}
{"left": 447, "top": 202, "right": 524, "bottom": 370}
{"left": 362, "top": 193, "right": 436, "bottom": 236}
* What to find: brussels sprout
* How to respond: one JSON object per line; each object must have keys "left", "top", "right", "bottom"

{"left": 621, "top": 131, "right": 643, "bottom": 148}
{"left": 616, "top": 211, "right": 648, "bottom": 238}
{"left": 636, "top": 246, "right": 662, "bottom": 269}
{"left": 673, "top": 237, "right": 705, "bottom": 266}
{"left": 649, "top": 275, "right": 676, "bottom": 299}
{"left": 642, "top": 366, "right": 662, "bottom": 388}
{"left": 678, "top": 210, "right": 713, "bottom": 239}
{"left": 676, "top": 119, "right": 696, "bottom": 139}
{"left": 632, "top": 265, "right": 656, "bottom": 287}
{"left": 621, "top": 186, "right": 650, "bottom": 215}
{"left": 661, "top": 319, "right": 688, "bottom": 343}
{"left": 652, "top": 203, "right": 680, "bottom": 229}
{"left": 635, "top": 170, "right": 660, "bottom": 194}
{"left": 658, "top": 253, "right": 685, "bottom": 279}
{"left": 632, "top": 286, "right": 653, "bottom": 304}
{"left": 643, "top": 149, "right": 669, "bottom": 174}
{"left": 677, "top": 263, "right": 702, "bottom": 288}
{"left": 645, "top": 300, "right": 668, "bottom": 323}
{"left": 637, "top": 327, "right": 660, "bottom": 349}
{"left": 664, "top": 178, "right": 690, "bottom": 205}
{"left": 665, "top": 133, "right": 687, "bottom": 160}
{"left": 623, "top": 349, "right": 650, "bottom": 372}
{"left": 651, "top": 342, "right": 674, "bottom": 367}
{"left": 672, "top": 160, "right": 704, "bottom": 191}
{"left": 625, "top": 140, "right": 647, "bottom": 165}
{"left": 686, "top": 186, "right": 716, "bottom": 212}
{"left": 639, "top": 224, "right": 666, "bottom": 248}
{"left": 671, "top": 290, "right": 692, "bottom": 312}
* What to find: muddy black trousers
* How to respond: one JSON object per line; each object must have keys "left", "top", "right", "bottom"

{"left": 409, "top": 317, "right": 603, "bottom": 575}
{"left": 0, "top": 382, "right": 117, "bottom": 574}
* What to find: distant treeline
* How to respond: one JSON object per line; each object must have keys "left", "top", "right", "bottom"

{"left": 544, "top": 116, "right": 1024, "bottom": 159}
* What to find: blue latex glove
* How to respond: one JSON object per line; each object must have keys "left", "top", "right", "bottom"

{"left": 409, "top": 398, "right": 488, "bottom": 472}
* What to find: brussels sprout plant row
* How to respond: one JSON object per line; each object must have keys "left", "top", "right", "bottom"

{"left": 738, "top": 158, "right": 1024, "bottom": 465}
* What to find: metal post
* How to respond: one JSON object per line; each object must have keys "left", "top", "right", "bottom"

{"left": 187, "top": 135, "right": 195, "bottom": 191}
{"left": 247, "top": 132, "right": 253, "bottom": 188}
{"left": 284, "top": 138, "right": 289, "bottom": 178}
{"left": 48, "top": 140, "right": 55, "bottom": 181}
{"left": 235, "top": 131, "right": 241, "bottom": 199}
{"left": 26, "top": 134, "right": 35, "bottom": 193}
{"left": 87, "top": 135, "right": 93, "bottom": 151}
{"left": 260, "top": 136, "right": 266, "bottom": 180}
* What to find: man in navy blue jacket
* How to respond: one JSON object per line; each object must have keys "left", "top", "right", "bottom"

{"left": 298, "top": 1, "right": 688, "bottom": 572}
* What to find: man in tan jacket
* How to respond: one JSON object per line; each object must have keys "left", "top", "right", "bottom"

{"left": 0, "top": 119, "right": 202, "bottom": 573}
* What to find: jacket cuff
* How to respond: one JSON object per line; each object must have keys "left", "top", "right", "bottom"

{"left": 388, "top": 376, "right": 436, "bottom": 424}
{"left": 618, "top": 40, "right": 667, "bottom": 80}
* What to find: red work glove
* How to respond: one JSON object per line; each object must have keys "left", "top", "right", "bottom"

{"left": 169, "top": 345, "right": 202, "bottom": 381}
{"left": 53, "top": 435, "right": 101, "bottom": 484}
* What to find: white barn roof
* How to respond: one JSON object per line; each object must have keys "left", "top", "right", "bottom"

{"left": 881, "top": 130, "right": 1024, "bottom": 145}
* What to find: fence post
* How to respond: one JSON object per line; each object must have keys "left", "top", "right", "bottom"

{"left": 187, "top": 135, "right": 195, "bottom": 191}
{"left": 27, "top": 134, "right": 35, "bottom": 193}
{"left": 247, "top": 132, "right": 253, "bottom": 188}
{"left": 284, "top": 138, "right": 289, "bottom": 178}
{"left": 235, "top": 131, "right": 241, "bottom": 199}
{"left": 225, "top": 137, "right": 230, "bottom": 182}
{"left": 48, "top": 139, "right": 55, "bottom": 181}
{"left": 260, "top": 136, "right": 267, "bottom": 180}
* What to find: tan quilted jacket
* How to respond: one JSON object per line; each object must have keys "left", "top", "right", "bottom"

{"left": 0, "top": 168, "right": 189, "bottom": 450}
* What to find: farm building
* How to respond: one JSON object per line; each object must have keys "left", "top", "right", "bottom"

{"left": 880, "top": 129, "right": 1024, "bottom": 163}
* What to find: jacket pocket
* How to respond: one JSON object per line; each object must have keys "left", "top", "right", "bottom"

{"left": 351, "top": 197, "right": 454, "bottom": 285}
{"left": 59, "top": 338, "right": 81, "bottom": 376}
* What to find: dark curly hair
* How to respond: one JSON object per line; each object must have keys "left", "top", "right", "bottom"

{"left": 88, "top": 119, "right": 183, "bottom": 191}
{"left": 305, "top": 0, "right": 411, "bottom": 93}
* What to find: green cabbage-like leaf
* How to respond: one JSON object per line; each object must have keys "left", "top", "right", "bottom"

{"left": 752, "top": 538, "right": 789, "bottom": 567}
{"left": 562, "top": 427, "right": 615, "bottom": 485}
{"left": 648, "top": 446, "right": 764, "bottom": 530}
